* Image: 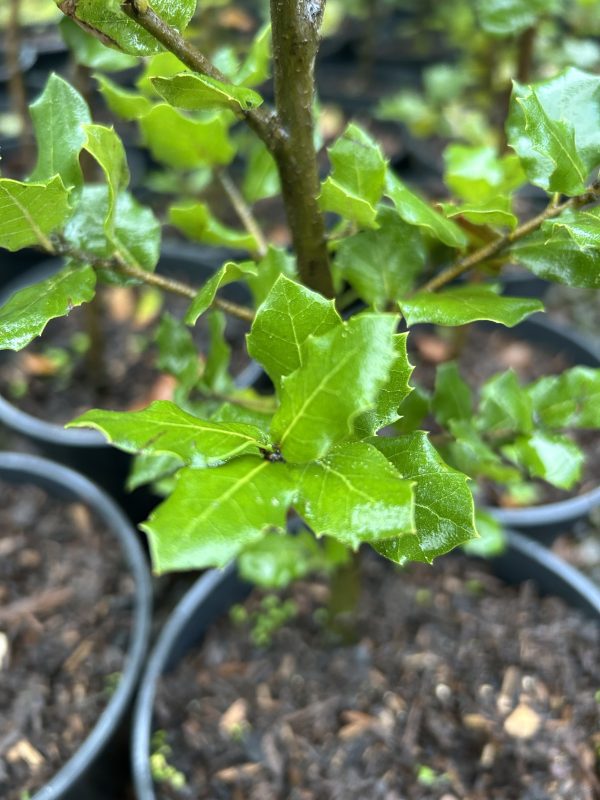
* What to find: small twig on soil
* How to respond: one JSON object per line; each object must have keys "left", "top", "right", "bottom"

{"left": 0, "top": 587, "right": 73, "bottom": 622}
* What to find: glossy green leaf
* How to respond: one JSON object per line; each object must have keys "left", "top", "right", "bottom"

{"left": 155, "top": 312, "right": 199, "bottom": 391}
{"left": 211, "top": 401, "right": 273, "bottom": 434}
{"left": 141, "top": 457, "right": 295, "bottom": 571}
{"left": 137, "top": 52, "right": 188, "bottom": 94}
{"left": 170, "top": 202, "right": 257, "bottom": 253}
{"left": 96, "top": 74, "right": 152, "bottom": 120}
{"left": 244, "top": 246, "right": 297, "bottom": 306}
{"left": 385, "top": 172, "right": 468, "bottom": 249}
{"left": 507, "top": 68, "right": 600, "bottom": 196}
{"left": 475, "top": 0, "right": 559, "bottom": 36}
{"left": 140, "top": 105, "right": 234, "bottom": 168}
{"left": 399, "top": 285, "right": 543, "bottom": 327}
{"left": 30, "top": 74, "right": 91, "bottom": 189}
{"left": 371, "top": 432, "right": 477, "bottom": 563}
{"left": 432, "top": 361, "right": 472, "bottom": 426}
{"left": 83, "top": 124, "right": 129, "bottom": 241}
{"left": 184, "top": 260, "right": 257, "bottom": 325}
{"left": 503, "top": 431, "right": 584, "bottom": 489}
{"left": 528, "top": 366, "right": 600, "bottom": 428}
{"left": 0, "top": 176, "right": 71, "bottom": 251}
{"left": 319, "top": 124, "right": 386, "bottom": 228}
{"left": 60, "top": 17, "right": 137, "bottom": 71}
{"left": 443, "top": 144, "right": 525, "bottom": 203}
{"left": 294, "top": 442, "right": 414, "bottom": 549}
{"left": 442, "top": 197, "right": 518, "bottom": 229}
{"left": 151, "top": 73, "right": 263, "bottom": 112}
{"left": 271, "top": 313, "right": 398, "bottom": 463}
{"left": 247, "top": 275, "right": 341, "bottom": 385}
{"left": 477, "top": 370, "right": 533, "bottom": 435}
{"left": 0, "top": 264, "right": 96, "bottom": 351}
{"left": 334, "top": 206, "right": 426, "bottom": 307}
{"left": 127, "top": 452, "right": 183, "bottom": 492}
{"left": 236, "top": 24, "right": 271, "bottom": 87}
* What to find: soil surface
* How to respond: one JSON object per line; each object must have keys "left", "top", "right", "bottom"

{"left": 153, "top": 553, "right": 600, "bottom": 800}
{"left": 0, "top": 479, "right": 134, "bottom": 799}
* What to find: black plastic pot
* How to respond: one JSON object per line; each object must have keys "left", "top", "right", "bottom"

{"left": 0, "top": 451, "right": 152, "bottom": 800}
{"left": 131, "top": 528, "right": 600, "bottom": 799}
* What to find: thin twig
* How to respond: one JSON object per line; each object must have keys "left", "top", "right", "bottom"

{"left": 217, "top": 171, "right": 268, "bottom": 257}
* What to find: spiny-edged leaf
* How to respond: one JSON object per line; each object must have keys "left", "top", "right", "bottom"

{"left": 293, "top": 442, "right": 415, "bottom": 549}
{"left": 68, "top": 400, "right": 270, "bottom": 467}
{"left": 155, "top": 312, "right": 199, "bottom": 391}
{"left": 399, "top": 285, "right": 543, "bottom": 327}
{"left": 528, "top": 366, "right": 600, "bottom": 428}
{"left": 370, "top": 432, "right": 477, "bottom": 563}
{"left": 202, "top": 310, "right": 232, "bottom": 393}
{"left": 30, "top": 74, "right": 91, "bottom": 189}
{"left": 385, "top": 171, "right": 468, "bottom": 249}
{"left": 353, "top": 333, "right": 413, "bottom": 436}
{"left": 507, "top": 68, "right": 600, "bottom": 196}
{"left": 151, "top": 73, "right": 263, "bottom": 113}
{"left": 96, "top": 74, "right": 153, "bottom": 120}
{"left": 441, "top": 197, "right": 518, "bottom": 229}
{"left": 475, "top": 0, "right": 559, "bottom": 36}
{"left": 235, "top": 23, "right": 271, "bottom": 87}
{"left": 446, "top": 419, "right": 522, "bottom": 483}
{"left": 184, "top": 260, "right": 257, "bottom": 325}
{"left": 0, "top": 263, "right": 95, "bottom": 351}
{"left": 271, "top": 313, "right": 398, "bottom": 463}
{"left": 170, "top": 202, "right": 257, "bottom": 254}
{"left": 242, "top": 138, "right": 280, "bottom": 203}
{"left": 247, "top": 275, "right": 341, "bottom": 386}
{"left": 127, "top": 452, "right": 183, "bottom": 492}
{"left": 333, "top": 206, "right": 426, "bottom": 307}
{"left": 463, "top": 510, "right": 506, "bottom": 557}
{"left": 238, "top": 530, "right": 348, "bottom": 589}
{"left": 245, "top": 246, "right": 297, "bottom": 307}
{"left": 502, "top": 431, "right": 584, "bottom": 490}
{"left": 443, "top": 144, "right": 525, "bottom": 203}
{"left": 432, "top": 361, "right": 472, "bottom": 426}
{"left": 61, "top": 0, "right": 196, "bottom": 57}
{"left": 59, "top": 17, "right": 137, "bottom": 71}
{"left": 139, "top": 105, "right": 234, "bottom": 168}
{"left": 83, "top": 124, "right": 129, "bottom": 239}
{"left": 63, "top": 185, "right": 160, "bottom": 273}
{"left": 319, "top": 124, "right": 386, "bottom": 229}
{"left": 395, "top": 385, "right": 430, "bottom": 433}
{"left": 477, "top": 370, "right": 533, "bottom": 435}
{"left": 0, "top": 176, "right": 70, "bottom": 251}
{"left": 141, "top": 457, "right": 295, "bottom": 571}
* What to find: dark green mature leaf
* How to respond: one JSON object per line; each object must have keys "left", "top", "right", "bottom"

{"left": 475, "top": 0, "right": 559, "bottom": 36}
{"left": 170, "top": 203, "right": 257, "bottom": 253}
{"left": 0, "top": 177, "right": 71, "bottom": 251}
{"left": 140, "top": 105, "right": 234, "bottom": 168}
{"left": 477, "top": 370, "right": 533, "bottom": 435}
{"left": 245, "top": 247, "right": 297, "bottom": 306}
{"left": 507, "top": 68, "right": 600, "bottom": 196}
{"left": 385, "top": 172, "right": 468, "bottom": 249}
{"left": 141, "top": 457, "right": 295, "bottom": 571}
{"left": 432, "top": 361, "right": 472, "bottom": 426}
{"left": 528, "top": 366, "right": 600, "bottom": 428}
{"left": 503, "top": 431, "right": 584, "bottom": 489}
{"left": 371, "top": 432, "right": 477, "bottom": 563}
{"left": 96, "top": 74, "right": 153, "bottom": 120}
{"left": 60, "top": 17, "right": 137, "bottom": 71}
{"left": 271, "top": 313, "right": 398, "bottom": 463}
{"left": 0, "top": 264, "right": 96, "bottom": 351}
{"left": 184, "top": 261, "right": 257, "bottom": 325}
{"left": 334, "top": 206, "right": 426, "bottom": 307}
{"left": 151, "top": 73, "right": 263, "bottom": 112}
{"left": 64, "top": 0, "right": 196, "bottom": 57}
{"left": 399, "top": 285, "right": 543, "bottom": 327}
{"left": 155, "top": 312, "right": 198, "bottom": 391}
{"left": 294, "top": 442, "right": 414, "bottom": 549}
{"left": 443, "top": 144, "right": 525, "bottom": 203}
{"left": 30, "top": 74, "right": 91, "bottom": 189}
{"left": 247, "top": 275, "right": 340, "bottom": 385}
{"left": 319, "top": 124, "right": 387, "bottom": 228}
{"left": 69, "top": 400, "right": 269, "bottom": 466}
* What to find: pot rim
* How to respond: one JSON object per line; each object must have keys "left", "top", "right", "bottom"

{"left": 0, "top": 452, "right": 152, "bottom": 800}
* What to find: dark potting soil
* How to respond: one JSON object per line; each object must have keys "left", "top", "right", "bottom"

{"left": 0, "top": 480, "right": 134, "bottom": 799}
{"left": 153, "top": 553, "right": 600, "bottom": 800}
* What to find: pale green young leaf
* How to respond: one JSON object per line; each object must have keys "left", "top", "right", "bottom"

{"left": 127, "top": 452, "right": 183, "bottom": 492}
{"left": 463, "top": 510, "right": 506, "bottom": 557}
{"left": 441, "top": 197, "right": 518, "bottom": 229}
{"left": 399, "top": 285, "right": 543, "bottom": 327}
{"left": 242, "top": 139, "right": 280, "bottom": 203}
{"left": 244, "top": 247, "right": 297, "bottom": 306}
{"left": 83, "top": 124, "right": 129, "bottom": 240}
{"left": 432, "top": 361, "right": 472, "bottom": 426}
{"left": 371, "top": 432, "right": 477, "bottom": 563}
{"left": 443, "top": 144, "right": 525, "bottom": 203}
{"left": 141, "top": 457, "right": 295, "bottom": 571}
{"left": 202, "top": 311, "right": 233, "bottom": 393}
{"left": 184, "top": 260, "right": 257, "bottom": 325}
{"left": 151, "top": 73, "right": 263, "bottom": 112}
{"left": 137, "top": 52, "right": 188, "bottom": 95}
{"left": 235, "top": 24, "right": 272, "bottom": 87}
{"left": 475, "top": 0, "right": 559, "bottom": 36}
{"left": 528, "top": 366, "right": 600, "bottom": 428}
{"left": 446, "top": 420, "right": 522, "bottom": 483}
{"left": 60, "top": 17, "right": 137, "bottom": 71}
{"left": 0, "top": 264, "right": 96, "bottom": 351}
{"left": 155, "top": 312, "right": 199, "bottom": 391}
{"left": 170, "top": 202, "right": 257, "bottom": 254}
{"left": 247, "top": 275, "right": 341, "bottom": 386}
{"left": 477, "top": 370, "right": 533, "bottom": 435}
{"left": 96, "top": 74, "right": 153, "bottom": 120}
{"left": 503, "top": 431, "right": 584, "bottom": 489}
{"left": 0, "top": 176, "right": 70, "bottom": 251}
{"left": 271, "top": 313, "right": 398, "bottom": 463}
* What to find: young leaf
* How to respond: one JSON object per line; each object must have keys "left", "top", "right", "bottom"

{"left": 59, "top": 17, "right": 137, "bottom": 71}
{"left": 83, "top": 124, "right": 129, "bottom": 239}
{"left": 432, "top": 362, "right": 472, "bottom": 426}
{"left": 242, "top": 139, "right": 280, "bottom": 203}
{"left": 184, "top": 261, "right": 257, "bottom": 325}
{"left": 151, "top": 73, "right": 263, "bottom": 112}
{"left": 441, "top": 197, "right": 518, "bottom": 230}
{"left": 399, "top": 285, "right": 543, "bottom": 327}
{"left": 528, "top": 366, "right": 600, "bottom": 428}
{"left": 170, "top": 203, "right": 257, "bottom": 254}
{"left": 155, "top": 312, "right": 199, "bottom": 391}
{"left": 247, "top": 275, "right": 341, "bottom": 385}
{"left": 293, "top": 442, "right": 415, "bottom": 549}
{"left": 475, "top": 0, "right": 558, "bottom": 36}
{"left": 96, "top": 74, "right": 153, "bottom": 120}
{"left": 506, "top": 68, "right": 600, "bottom": 196}
{"left": 385, "top": 172, "right": 468, "bottom": 249}
{"left": 503, "top": 431, "right": 584, "bottom": 490}
{"left": 443, "top": 144, "right": 525, "bottom": 203}
{"left": 476, "top": 370, "right": 533, "bottom": 435}
{"left": 244, "top": 246, "right": 297, "bottom": 306}
{"left": 370, "top": 432, "right": 477, "bottom": 563}
{"left": 127, "top": 452, "right": 183, "bottom": 492}
{"left": 333, "top": 206, "right": 426, "bottom": 307}
{"left": 0, "top": 264, "right": 96, "bottom": 351}
{"left": 271, "top": 313, "right": 398, "bottom": 463}
{"left": 0, "top": 176, "right": 71, "bottom": 252}
{"left": 68, "top": 401, "right": 270, "bottom": 466}
{"left": 29, "top": 74, "right": 91, "bottom": 189}
{"left": 235, "top": 24, "right": 272, "bottom": 87}
{"left": 446, "top": 420, "right": 523, "bottom": 483}
{"left": 141, "top": 457, "right": 295, "bottom": 571}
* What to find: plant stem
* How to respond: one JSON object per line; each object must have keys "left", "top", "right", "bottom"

{"left": 270, "top": 0, "right": 334, "bottom": 296}
{"left": 217, "top": 170, "right": 268, "bottom": 257}
{"left": 6, "top": 0, "right": 32, "bottom": 150}
{"left": 83, "top": 288, "right": 108, "bottom": 395}
{"left": 516, "top": 25, "right": 536, "bottom": 84}
{"left": 418, "top": 180, "right": 600, "bottom": 293}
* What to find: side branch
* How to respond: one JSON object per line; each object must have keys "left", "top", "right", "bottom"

{"left": 419, "top": 180, "right": 600, "bottom": 293}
